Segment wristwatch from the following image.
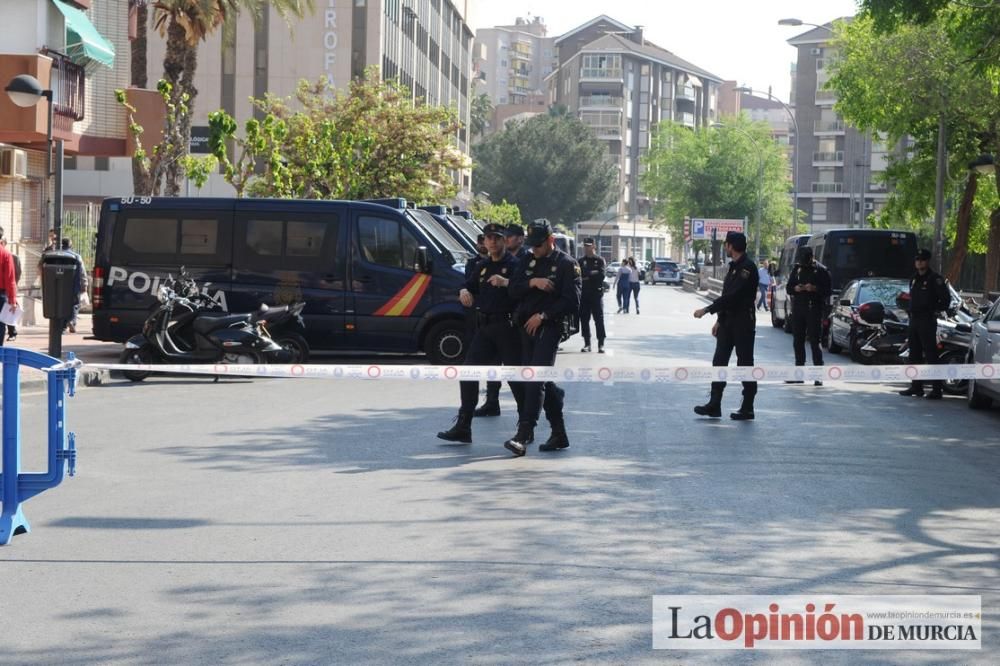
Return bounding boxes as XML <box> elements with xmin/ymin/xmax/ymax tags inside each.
<box><xmin>538</xmin><ymin>312</ymin><xmax>547</xmax><ymax>321</ymax></box>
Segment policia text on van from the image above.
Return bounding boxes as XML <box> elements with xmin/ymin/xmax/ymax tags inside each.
<box><xmin>92</xmin><ymin>197</ymin><xmax>475</xmax><ymax>364</ymax></box>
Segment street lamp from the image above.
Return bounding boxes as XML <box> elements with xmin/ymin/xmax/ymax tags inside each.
<box><xmin>6</xmin><ymin>73</ymin><xmax>64</xmax><ymax>357</ymax></box>
<box><xmin>969</xmin><ymin>154</ymin><xmax>995</xmax><ymax>175</ymax></box>
<box><xmin>712</xmin><ymin>122</ymin><xmax>765</xmax><ymax>262</ymax></box>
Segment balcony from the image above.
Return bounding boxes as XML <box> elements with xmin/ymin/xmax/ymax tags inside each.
<box><xmin>579</xmin><ymin>95</ymin><xmax>623</xmax><ymax>109</ymax></box>
<box><xmin>580</xmin><ymin>68</ymin><xmax>623</xmax><ymax>82</ymax></box>
<box><xmin>815</xmin><ymin>89</ymin><xmax>837</xmax><ymax>105</ymax></box>
<box><xmin>677</xmin><ymin>111</ymin><xmax>695</xmax><ymax>127</ymax></box>
<box><xmin>812</xmin><ymin>151</ymin><xmax>844</xmax><ymax>164</ymax></box>
<box><xmin>585</xmin><ymin>124</ymin><xmax>622</xmax><ymax>140</ymax></box>
<box><xmin>49</xmin><ymin>52</ymin><xmax>86</xmax><ymax>123</ymax></box>
<box><xmin>675</xmin><ymin>84</ymin><xmax>696</xmax><ymax>101</ymax></box>
<box><xmin>811</xmin><ymin>182</ymin><xmax>844</xmax><ymax>193</ymax></box>
<box><xmin>814</xmin><ymin>119</ymin><xmax>846</xmax><ymax>134</ymax></box>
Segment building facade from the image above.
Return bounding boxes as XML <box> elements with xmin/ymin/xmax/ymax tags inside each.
<box><xmin>788</xmin><ymin>20</ymin><xmax>890</xmax><ymax>233</ymax></box>
<box><xmin>0</xmin><ymin>0</ymin><xmax>130</xmax><ymax>293</ymax></box>
<box><xmin>549</xmin><ymin>15</ymin><xmax>722</xmax><ymax>262</ymax></box>
<box><xmin>63</xmin><ymin>0</ymin><xmax>477</xmax><ymax>201</ymax></box>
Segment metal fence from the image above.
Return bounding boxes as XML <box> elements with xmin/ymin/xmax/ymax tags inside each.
<box><xmin>61</xmin><ymin>202</ymin><xmax>98</xmax><ymax>271</ymax></box>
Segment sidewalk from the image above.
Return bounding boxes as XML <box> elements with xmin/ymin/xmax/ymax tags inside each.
<box><xmin>1</xmin><ymin>313</ymin><xmax>120</xmax><ymax>390</ymax></box>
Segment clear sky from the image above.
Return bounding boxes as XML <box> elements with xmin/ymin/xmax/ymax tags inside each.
<box><xmin>471</xmin><ymin>0</ymin><xmax>862</xmax><ymax>103</ymax></box>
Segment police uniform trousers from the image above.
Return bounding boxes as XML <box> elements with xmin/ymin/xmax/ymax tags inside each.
<box><xmin>792</xmin><ymin>302</ymin><xmax>824</xmax><ymax>366</ymax></box>
<box><xmin>579</xmin><ymin>289</ymin><xmax>606</xmax><ymax>345</ymax></box>
<box><xmin>460</xmin><ymin>314</ymin><xmax>525</xmax><ymax>414</ymax></box>
<box><xmin>519</xmin><ymin>323</ymin><xmax>564</xmax><ymax>426</ymax></box>
<box><xmin>908</xmin><ymin>313</ymin><xmax>942</xmax><ymax>392</ymax></box>
<box><xmin>710</xmin><ymin>314</ymin><xmax>757</xmax><ymax>404</ymax></box>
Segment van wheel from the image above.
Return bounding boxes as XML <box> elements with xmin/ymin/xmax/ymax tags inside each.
<box><xmin>425</xmin><ymin>320</ymin><xmax>466</xmax><ymax>365</ymax></box>
<box><xmin>968</xmin><ymin>377</ymin><xmax>993</xmax><ymax>409</ymax></box>
<box><xmin>274</xmin><ymin>333</ymin><xmax>309</xmax><ymax>364</ymax></box>
<box><xmin>119</xmin><ymin>344</ymin><xmax>155</xmax><ymax>382</ymax></box>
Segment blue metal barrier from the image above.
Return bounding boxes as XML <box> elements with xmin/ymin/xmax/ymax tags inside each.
<box><xmin>0</xmin><ymin>347</ymin><xmax>78</xmax><ymax>545</ymax></box>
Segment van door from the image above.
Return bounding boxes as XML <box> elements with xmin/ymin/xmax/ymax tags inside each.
<box><xmin>349</xmin><ymin>212</ymin><xmax>431</xmax><ymax>352</ymax></box>
<box><xmin>232</xmin><ymin>203</ymin><xmax>347</xmax><ymax>351</ymax></box>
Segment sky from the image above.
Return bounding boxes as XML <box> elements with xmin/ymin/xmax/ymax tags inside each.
<box><xmin>471</xmin><ymin>0</ymin><xmax>862</xmax><ymax>103</ymax></box>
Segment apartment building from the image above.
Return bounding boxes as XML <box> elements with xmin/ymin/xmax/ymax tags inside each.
<box><xmin>550</xmin><ymin>15</ymin><xmax>722</xmax><ymax>261</ymax></box>
<box><xmin>0</xmin><ymin>0</ymin><xmax>132</xmax><ymax>290</ymax></box>
<box><xmin>63</xmin><ymin>0</ymin><xmax>477</xmax><ymax>200</ymax></box>
<box><xmin>788</xmin><ymin>20</ymin><xmax>889</xmax><ymax>232</ymax></box>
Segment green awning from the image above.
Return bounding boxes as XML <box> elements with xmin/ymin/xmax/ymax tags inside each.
<box><xmin>51</xmin><ymin>0</ymin><xmax>115</xmax><ymax>69</ymax></box>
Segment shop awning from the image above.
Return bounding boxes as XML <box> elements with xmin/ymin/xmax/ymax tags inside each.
<box><xmin>51</xmin><ymin>0</ymin><xmax>115</xmax><ymax>69</ymax></box>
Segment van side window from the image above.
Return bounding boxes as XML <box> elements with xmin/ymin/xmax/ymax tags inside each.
<box><xmin>287</xmin><ymin>221</ymin><xmax>325</xmax><ymax>257</ymax></box>
<box><xmin>247</xmin><ymin>220</ymin><xmax>283</xmax><ymax>256</ymax></box>
<box><xmin>358</xmin><ymin>216</ymin><xmax>418</xmax><ymax>270</ymax></box>
<box><xmin>180</xmin><ymin>219</ymin><xmax>218</xmax><ymax>255</ymax></box>
<box><xmin>239</xmin><ymin>215</ymin><xmax>335</xmax><ymax>271</ymax></box>
<box><xmin>117</xmin><ymin>213</ymin><xmax>230</xmax><ymax>265</ymax></box>
<box><xmin>124</xmin><ymin>218</ymin><xmax>177</xmax><ymax>254</ymax></box>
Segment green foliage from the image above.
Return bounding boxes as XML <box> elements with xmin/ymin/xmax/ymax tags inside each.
<box><xmin>469</xmin><ymin>199</ymin><xmax>523</xmax><ymax>226</ymax></box>
<box><xmin>116</xmin><ymin>79</ymin><xmax>192</xmax><ymax>195</ymax></box>
<box><xmin>640</xmin><ymin>116</ymin><xmax>795</xmax><ymax>257</ymax></box>
<box><xmin>472</xmin><ymin>114</ymin><xmax>618</xmax><ymax>226</ymax></box>
<box><xmin>470</xmin><ymin>93</ymin><xmax>493</xmax><ymax>139</ymax></box>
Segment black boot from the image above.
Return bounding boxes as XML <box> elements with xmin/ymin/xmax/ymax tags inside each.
<box><xmin>926</xmin><ymin>382</ymin><xmax>944</xmax><ymax>400</ymax></box>
<box><xmin>437</xmin><ymin>412</ymin><xmax>473</xmax><ymax>443</ymax></box>
<box><xmin>898</xmin><ymin>382</ymin><xmax>923</xmax><ymax>397</ymax></box>
<box><xmin>504</xmin><ymin>421</ymin><xmax>534</xmax><ymax>457</ymax></box>
<box><xmin>539</xmin><ymin>418</ymin><xmax>569</xmax><ymax>451</ymax></box>
<box><xmin>473</xmin><ymin>400</ymin><xmax>501</xmax><ymax>417</ymax></box>
<box><xmin>730</xmin><ymin>401</ymin><xmax>755</xmax><ymax>420</ymax></box>
<box><xmin>693</xmin><ymin>403</ymin><xmax>721</xmax><ymax>417</ymax></box>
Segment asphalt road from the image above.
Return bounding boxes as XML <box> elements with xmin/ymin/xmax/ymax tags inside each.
<box><xmin>2</xmin><ymin>285</ymin><xmax>998</xmax><ymax>664</ymax></box>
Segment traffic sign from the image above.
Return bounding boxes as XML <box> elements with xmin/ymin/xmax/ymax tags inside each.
<box><xmin>689</xmin><ymin>218</ymin><xmax>744</xmax><ymax>240</ymax></box>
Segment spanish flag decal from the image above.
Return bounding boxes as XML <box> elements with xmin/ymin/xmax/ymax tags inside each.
<box><xmin>374</xmin><ymin>274</ymin><xmax>432</xmax><ymax>316</ymax></box>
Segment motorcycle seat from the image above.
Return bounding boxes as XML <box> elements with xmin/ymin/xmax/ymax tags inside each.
<box><xmin>193</xmin><ymin>313</ymin><xmax>251</xmax><ymax>336</ymax></box>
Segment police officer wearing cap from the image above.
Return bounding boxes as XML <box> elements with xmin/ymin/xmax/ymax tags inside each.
<box><xmin>899</xmin><ymin>248</ymin><xmax>952</xmax><ymax>400</ymax></box>
<box><xmin>504</xmin><ymin>219</ymin><xmax>582</xmax><ymax>456</ymax></box>
<box><xmin>786</xmin><ymin>246</ymin><xmax>831</xmax><ymax>385</ymax></box>
<box><xmin>578</xmin><ymin>238</ymin><xmax>607</xmax><ymax>353</ymax></box>
<box><xmin>437</xmin><ymin>223</ymin><xmax>526</xmax><ymax>443</ymax></box>
<box><xmin>505</xmin><ymin>223</ymin><xmax>533</xmax><ymax>263</ymax></box>
<box><xmin>693</xmin><ymin>231</ymin><xmax>759</xmax><ymax>420</ymax></box>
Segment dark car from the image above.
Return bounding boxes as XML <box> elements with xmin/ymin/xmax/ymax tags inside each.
<box><xmin>828</xmin><ymin>278</ymin><xmax>911</xmax><ymax>362</ymax></box>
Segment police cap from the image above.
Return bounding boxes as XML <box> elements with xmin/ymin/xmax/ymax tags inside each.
<box><xmin>526</xmin><ymin>219</ymin><xmax>553</xmax><ymax>247</ymax></box>
<box><xmin>482</xmin><ymin>222</ymin><xmax>506</xmax><ymax>238</ymax></box>
<box><xmin>505</xmin><ymin>224</ymin><xmax>525</xmax><ymax>237</ymax></box>
<box><xmin>915</xmin><ymin>248</ymin><xmax>932</xmax><ymax>261</ymax></box>
<box><xmin>583</xmin><ymin>237</ymin><xmax>595</xmax><ymax>246</ymax></box>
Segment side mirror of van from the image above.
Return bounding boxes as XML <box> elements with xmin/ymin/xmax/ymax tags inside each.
<box><xmin>415</xmin><ymin>246</ymin><xmax>432</xmax><ymax>274</ymax></box>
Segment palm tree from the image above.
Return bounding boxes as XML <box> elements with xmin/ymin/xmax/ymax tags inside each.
<box><xmin>150</xmin><ymin>0</ymin><xmax>313</xmax><ymax>195</ymax></box>
<box><xmin>470</xmin><ymin>93</ymin><xmax>493</xmax><ymax>141</ymax></box>
<box><xmin>129</xmin><ymin>1</ymin><xmax>149</xmax><ymax>194</ymax></box>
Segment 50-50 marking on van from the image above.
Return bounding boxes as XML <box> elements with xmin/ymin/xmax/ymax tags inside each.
<box><xmin>120</xmin><ymin>196</ymin><xmax>153</xmax><ymax>205</ymax></box>
<box><xmin>107</xmin><ymin>266</ymin><xmax>229</xmax><ymax>311</ymax></box>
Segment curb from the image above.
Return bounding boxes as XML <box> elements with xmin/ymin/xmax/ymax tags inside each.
<box><xmin>0</xmin><ymin>366</ymin><xmax>111</xmax><ymax>395</ymax></box>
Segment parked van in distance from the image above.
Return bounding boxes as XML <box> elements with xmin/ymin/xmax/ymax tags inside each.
<box><xmin>92</xmin><ymin>197</ymin><xmax>472</xmax><ymax>364</ymax></box>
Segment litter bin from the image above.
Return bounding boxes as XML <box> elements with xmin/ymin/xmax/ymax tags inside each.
<box><xmin>41</xmin><ymin>251</ymin><xmax>81</xmax><ymax>320</ymax></box>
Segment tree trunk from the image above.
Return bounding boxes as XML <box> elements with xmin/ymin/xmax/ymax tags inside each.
<box><xmin>986</xmin><ymin>207</ymin><xmax>1000</xmax><ymax>294</ymax></box>
<box><xmin>944</xmin><ymin>172</ymin><xmax>977</xmax><ymax>286</ymax></box>
<box><xmin>130</xmin><ymin>2</ymin><xmax>149</xmax><ymax>196</ymax></box>
<box><xmin>161</xmin><ymin>19</ymin><xmax>188</xmax><ymax>196</ymax></box>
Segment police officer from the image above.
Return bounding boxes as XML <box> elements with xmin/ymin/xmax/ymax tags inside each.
<box><xmin>438</xmin><ymin>223</ymin><xmax>525</xmax><ymax>442</ymax></box>
<box><xmin>899</xmin><ymin>248</ymin><xmax>952</xmax><ymax>400</ymax></box>
<box><xmin>504</xmin><ymin>220</ymin><xmax>582</xmax><ymax>456</ymax></box>
<box><xmin>786</xmin><ymin>246</ymin><xmax>831</xmax><ymax>386</ymax></box>
<box><xmin>693</xmin><ymin>231</ymin><xmax>759</xmax><ymax>420</ymax></box>
<box><xmin>505</xmin><ymin>223</ymin><xmax>533</xmax><ymax>263</ymax></box>
<box><xmin>578</xmin><ymin>238</ymin><xmax>607</xmax><ymax>353</ymax></box>
<box><xmin>463</xmin><ymin>233</ymin><xmax>488</xmax><ymax>353</ymax></box>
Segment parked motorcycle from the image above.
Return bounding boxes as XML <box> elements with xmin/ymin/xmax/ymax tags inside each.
<box><xmin>119</xmin><ymin>273</ymin><xmax>306</xmax><ymax>382</ymax></box>
<box><xmin>851</xmin><ymin>301</ymin><xmax>910</xmax><ymax>364</ymax></box>
<box><xmin>898</xmin><ymin>310</ymin><xmax>977</xmax><ymax>395</ymax></box>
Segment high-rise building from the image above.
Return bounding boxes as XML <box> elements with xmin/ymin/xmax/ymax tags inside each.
<box><xmin>63</xmin><ymin>0</ymin><xmax>477</xmax><ymax>201</ymax></box>
<box><xmin>788</xmin><ymin>19</ymin><xmax>890</xmax><ymax>232</ymax></box>
<box><xmin>550</xmin><ymin>15</ymin><xmax>722</xmax><ymax>261</ymax></box>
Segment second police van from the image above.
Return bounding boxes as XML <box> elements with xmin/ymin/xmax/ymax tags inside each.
<box><xmin>92</xmin><ymin>197</ymin><xmax>475</xmax><ymax>363</ymax></box>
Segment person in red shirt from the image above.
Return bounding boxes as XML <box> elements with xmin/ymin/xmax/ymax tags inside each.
<box><xmin>0</xmin><ymin>227</ymin><xmax>18</xmax><ymax>347</ymax></box>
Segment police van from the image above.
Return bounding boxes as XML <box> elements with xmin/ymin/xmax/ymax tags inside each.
<box><xmin>768</xmin><ymin>234</ymin><xmax>811</xmax><ymax>330</ymax></box>
<box><xmin>92</xmin><ymin>197</ymin><xmax>474</xmax><ymax>363</ymax></box>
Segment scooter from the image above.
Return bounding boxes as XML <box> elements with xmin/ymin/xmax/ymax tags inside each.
<box><xmin>897</xmin><ymin>310</ymin><xmax>977</xmax><ymax>395</ymax></box>
<box><xmin>119</xmin><ymin>273</ymin><xmax>305</xmax><ymax>382</ymax></box>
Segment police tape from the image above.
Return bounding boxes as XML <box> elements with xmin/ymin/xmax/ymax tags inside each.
<box><xmin>79</xmin><ymin>362</ymin><xmax>999</xmax><ymax>384</ymax></box>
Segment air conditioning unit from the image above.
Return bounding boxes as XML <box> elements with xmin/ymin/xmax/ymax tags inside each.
<box><xmin>0</xmin><ymin>148</ymin><xmax>27</xmax><ymax>179</ymax></box>
<box><xmin>864</xmin><ymin>202</ymin><xmax>875</xmax><ymax>211</ymax></box>
<box><xmin>810</xmin><ymin>47</ymin><xmax>822</xmax><ymax>56</ymax></box>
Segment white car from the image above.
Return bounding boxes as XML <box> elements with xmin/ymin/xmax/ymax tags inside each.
<box><xmin>968</xmin><ymin>299</ymin><xmax>1000</xmax><ymax>409</ymax></box>
<box><xmin>645</xmin><ymin>259</ymin><xmax>682</xmax><ymax>285</ymax></box>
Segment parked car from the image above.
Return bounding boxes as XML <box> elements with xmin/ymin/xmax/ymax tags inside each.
<box><xmin>968</xmin><ymin>298</ymin><xmax>1000</xmax><ymax>409</ymax></box>
<box><xmin>645</xmin><ymin>259</ymin><xmax>682</xmax><ymax>285</ymax></box>
<box><xmin>829</xmin><ymin>278</ymin><xmax>911</xmax><ymax>361</ymax></box>
<box><xmin>606</xmin><ymin>261</ymin><xmax>622</xmax><ymax>278</ymax></box>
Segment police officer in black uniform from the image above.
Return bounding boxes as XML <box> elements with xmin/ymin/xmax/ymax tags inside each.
<box><xmin>899</xmin><ymin>248</ymin><xmax>952</xmax><ymax>400</ymax></box>
<box><xmin>693</xmin><ymin>231</ymin><xmax>759</xmax><ymax>420</ymax></box>
<box><xmin>438</xmin><ymin>223</ymin><xmax>526</xmax><ymax>442</ymax></box>
<box><xmin>504</xmin><ymin>220</ymin><xmax>582</xmax><ymax>456</ymax></box>
<box><xmin>578</xmin><ymin>238</ymin><xmax>607</xmax><ymax>353</ymax></box>
<box><xmin>463</xmin><ymin>234</ymin><xmax>488</xmax><ymax>352</ymax></box>
<box><xmin>786</xmin><ymin>246</ymin><xmax>832</xmax><ymax>385</ymax></box>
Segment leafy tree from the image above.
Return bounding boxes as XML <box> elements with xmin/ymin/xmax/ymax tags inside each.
<box><xmin>117</xmin><ymin>80</ymin><xmax>193</xmax><ymax>196</ymax></box>
<box><xmin>640</xmin><ymin>116</ymin><xmax>794</xmax><ymax>259</ymax></box>
<box><xmin>195</xmin><ymin>70</ymin><xmax>468</xmax><ymax>201</ymax></box>
<box><xmin>828</xmin><ymin>13</ymin><xmax>1000</xmax><ymax>287</ymax></box>
<box><xmin>472</xmin><ymin>114</ymin><xmax>618</xmax><ymax>226</ymax></box>
<box><xmin>861</xmin><ymin>0</ymin><xmax>1000</xmax><ymax>66</ymax></box>
<box><xmin>469</xmin><ymin>199</ymin><xmax>522</xmax><ymax>226</ymax></box>
<box><xmin>470</xmin><ymin>93</ymin><xmax>493</xmax><ymax>140</ymax></box>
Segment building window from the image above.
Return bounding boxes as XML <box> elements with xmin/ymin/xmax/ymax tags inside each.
<box><xmin>95</xmin><ymin>157</ymin><xmax>110</xmax><ymax>171</ymax></box>
<box><xmin>813</xmin><ymin>200</ymin><xmax>828</xmax><ymax>221</ymax></box>
<box><xmin>581</xmin><ymin>54</ymin><xmax>622</xmax><ymax>79</ymax></box>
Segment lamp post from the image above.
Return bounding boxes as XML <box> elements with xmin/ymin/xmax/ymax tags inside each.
<box><xmin>713</xmin><ymin>122</ymin><xmax>765</xmax><ymax>261</ymax></box>
<box><xmin>6</xmin><ymin>73</ymin><xmax>64</xmax><ymax>357</ymax></box>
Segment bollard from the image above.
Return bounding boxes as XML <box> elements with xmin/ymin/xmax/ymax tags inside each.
<box><xmin>0</xmin><ymin>347</ymin><xmax>79</xmax><ymax>545</ymax></box>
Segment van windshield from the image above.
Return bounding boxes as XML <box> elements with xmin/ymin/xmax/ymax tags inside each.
<box><xmin>447</xmin><ymin>214</ymin><xmax>481</xmax><ymax>245</ymax></box>
<box><xmin>407</xmin><ymin>209</ymin><xmax>472</xmax><ymax>263</ymax></box>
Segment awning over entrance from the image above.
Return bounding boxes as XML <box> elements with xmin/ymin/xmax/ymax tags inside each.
<box><xmin>51</xmin><ymin>0</ymin><xmax>115</xmax><ymax>69</ymax></box>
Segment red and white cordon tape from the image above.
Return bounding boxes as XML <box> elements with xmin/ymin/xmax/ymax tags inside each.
<box><xmin>86</xmin><ymin>362</ymin><xmax>998</xmax><ymax>384</ymax></box>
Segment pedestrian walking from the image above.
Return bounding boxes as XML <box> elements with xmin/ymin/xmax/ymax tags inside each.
<box><xmin>692</xmin><ymin>231</ymin><xmax>759</xmax><ymax>420</ymax></box>
<box><xmin>60</xmin><ymin>238</ymin><xmax>88</xmax><ymax>334</ymax></box>
<box><xmin>0</xmin><ymin>228</ymin><xmax>19</xmax><ymax>348</ymax></box>
<box><xmin>504</xmin><ymin>219</ymin><xmax>582</xmax><ymax>456</ymax></box>
<box><xmin>578</xmin><ymin>238</ymin><xmax>607</xmax><ymax>353</ymax></box>
<box><xmin>628</xmin><ymin>257</ymin><xmax>641</xmax><ymax>315</ymax></box>
<box><xmin>757</xmin><ymin>262</ymin><xmax>771</xmax><ymax>311</ymax></box>
<box><xmin>437</xmin><ymin>223</ymin><xmax>526</xmax><ymax>443</ymax></box>
<box><xmin>0</xmin><ymin>238</ymin><xmax>21</xmax><ymax>341</ymax></box>
<box><xmin>898</xmin><ymin>248</ymin><xmax>952</xmax><ymax>400</ymax></box>
<box><xmin>615</xmin><ymin>259</ymin><xmax>632</xmax><ymax>313</ymax></box>
<box><xmin>785</xmin><ymin>247</ymin><xmax>831</xmax><ymax>385</ymax></box>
